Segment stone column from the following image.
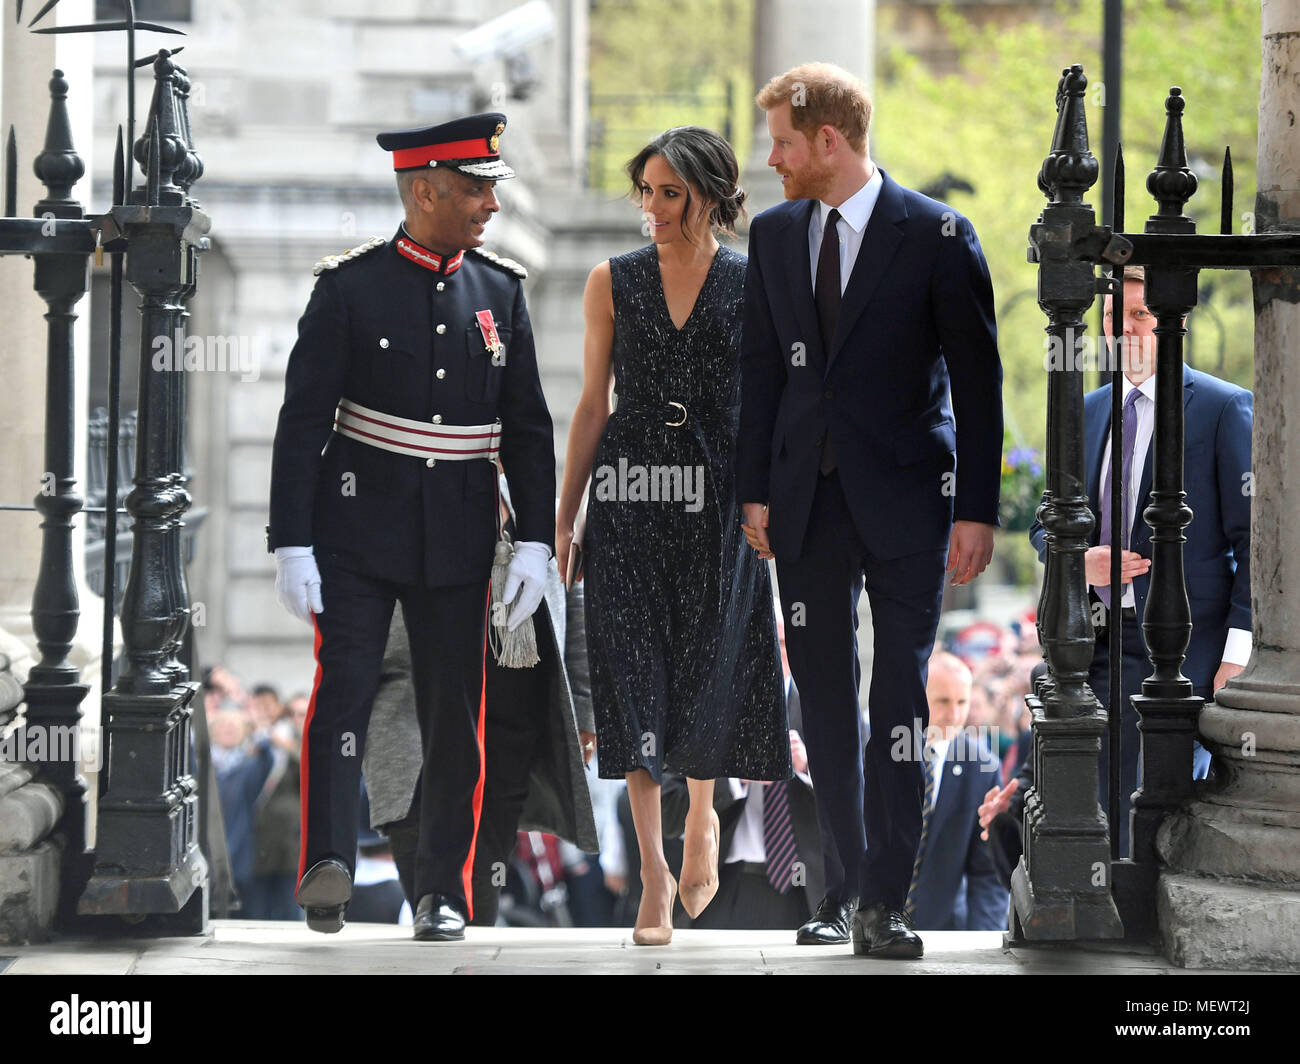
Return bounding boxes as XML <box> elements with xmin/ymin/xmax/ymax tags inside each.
<box><xmin>1156</xmin><ymin>0</ymin><xmax>1300</xmax><ymax>970</ymax></box>
<box><xmin>745</xmin><ymin>0</ymin><xmax>876</xmax><ymax>213</ymax></box>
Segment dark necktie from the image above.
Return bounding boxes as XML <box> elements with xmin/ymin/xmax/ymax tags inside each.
<box><xmin>815</xmin><ymin>207</ymin><xmax>841</xmax><ymax>475</ymax></box>
<box><xmin>1097</xmin><ymin>387</ymin><xmax>1143</xmax><ymax>610</ymax></box>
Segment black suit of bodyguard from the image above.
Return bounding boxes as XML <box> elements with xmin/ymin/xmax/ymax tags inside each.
<box><xmin>268</xmin><ymin>114</ymin><xmax>555</xmax><ymax>936</ymax></box>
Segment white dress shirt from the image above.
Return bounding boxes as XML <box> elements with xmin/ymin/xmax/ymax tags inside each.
<box><xmin>924</xmin><ymin>738</ymin><xmax>950</xmax><ymax>810</ymax></box>
<box><xmin>809</xmin><ymin>166</ymin><xmax>884</xmax><ymax>297</ymax></box>
<box><xmin>1094</xmin><ymin>374</ymin><xmax>1250</xmax><ymax>666</ymax></box>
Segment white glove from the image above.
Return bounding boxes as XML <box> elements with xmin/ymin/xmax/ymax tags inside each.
<box><xmin>275</xmin><ymin>546</ymin><xmax>324</xmax><ymax>624</ymax></box>
<box><xmin>502</xmin><ymin>541</ymin><xmax>550</xmax><ymax>632</ymax></box>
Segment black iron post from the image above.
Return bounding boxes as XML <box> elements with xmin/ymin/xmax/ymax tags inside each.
<box><xmin>1015</xmin><ymin>65</ymin><xmax>1124</xmax><ymax>941</ymax></box>
<box><xmin>22</xmin><ymin>70</ymin><xmax>92</xmax><ymax>902</ymax></box>
<box><xmin>1129</xmin><ymin>88</ymin><xmax>1202</xmax><ymax>865</ymax></box>
<box><xmin>79</xmin><ymin>51</ymin><xmax>209</xmax><ymax>929</ymax></box>
<box><xmin>1100</xmin><ymin>0</ymin><xmax>1122</xmax><ymax>229</ymax></box>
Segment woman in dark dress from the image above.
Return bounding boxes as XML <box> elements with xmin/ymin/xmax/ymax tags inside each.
<box><xmin>556</xmin><ymin>127</ymin><xmax>789</xmax><ymax>944</ymax></box>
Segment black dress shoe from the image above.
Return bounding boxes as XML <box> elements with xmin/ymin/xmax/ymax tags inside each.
<box><xmin>850</xmin><ymin>902</ymin><xmax>924</xmax><ymax>959</ymax></box>
<box><xmin>796</xmin><ymin>895</ymin><xmax>858</xmax><ymax>945</ymax></box>
<box><xmin>296</xmin><ymin>857</ymin><xmax>352</xmax><ymax>934</ymax></box>
<box><xmin>413</xmin><ymin>893</ymin><xmax>467</xmax><ymax>941</ymax></box>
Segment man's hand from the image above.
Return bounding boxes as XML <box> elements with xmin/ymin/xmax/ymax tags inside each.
<box><xmin>1213</xmin><ymin>661</ymin><xmax>1245</xmax><ymax>693</ymax></box>
<box><xmin>1084</xmin><ymin>545</ymin><xmax>1150</xmax><ymax>587</ymax></box>
<box><xmin>947</xmin><ymin>520</ymin><xmax>995</xmax><ymax>586</ymax></box>
<box><xmin>274</xmin><ymin>546</ymin><xmax>323</xmax><ymax>624</ymax></box>
<box><xmin>579</xmin><ymin>730</ymin><xmax>597</xmax><ymax>765</ymax></box>
<box><xmin>742</xmin><ymin>502</ymin><xmax>772</xmax><ymax>560</ymax></box>
<box><xmin>790</xmin><ymin>730</ymin><xmax>808</xmax><ymax>775</ymax></box>
<box><xmin>978</xmin><ymin>778</ymin><xmax>1020</xmax><ymax>840</ymax></box>
<box><xmin>503</xmin><ymin>541</ymin><xmax>550</xmax><ymax>631</ymax></box>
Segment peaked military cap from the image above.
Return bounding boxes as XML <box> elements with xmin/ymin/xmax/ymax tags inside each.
<box><xmin>377</xmin><ymin>112</ymin><xmax>516</xmax><ymax>180</ymax></box>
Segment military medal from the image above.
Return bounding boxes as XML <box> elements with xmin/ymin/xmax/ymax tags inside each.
<box><xmin>475</xmin><ymin>309</ymin><xmax>507</xmax><ymax>366</ymax></box>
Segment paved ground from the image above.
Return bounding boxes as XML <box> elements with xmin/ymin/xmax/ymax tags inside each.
<box><xmin>0</xmin><ymin>921</ymin><xmax>1243</xmax><ymax>975</ymax></box>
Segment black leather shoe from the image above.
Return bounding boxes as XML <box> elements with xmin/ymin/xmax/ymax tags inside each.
<box><xmin>850</xmin><ymin>902</ymin><xmax>924</xmax><ymax>959</ymax></box>
<box><xmin>413</xmin><ymin>893</ymin><xmax>467</xmax><ymax>941</ymax></box>
<box><xmin>296</xmin><ymin>857</ymin><xmax>352</xmax><ymax>935</ymax></box>
<box><xmin>796</xmin><ymin>895</ymin><xmax>857</xmax><ymax>945</ymax></box>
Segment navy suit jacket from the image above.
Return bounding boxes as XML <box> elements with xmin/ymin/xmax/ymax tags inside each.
<box><xmin>1029</xmin><ymin>365</ymin><xmax>1252</xmax><ymax>692</ymax></box>
<box><xmin>737</xmin><ymin>170</ymin><xmax>1003</xmax><ymax>562</ymax></box>
<box><xmin>907</xmin><ymin>738</ymin><xmax>1007</xmax><ymax>931</ymax></box>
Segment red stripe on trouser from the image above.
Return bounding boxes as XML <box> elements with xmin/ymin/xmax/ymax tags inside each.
<box><xmin>459</xmin><ymin>586</ymin><xmax>492</xmax><ymax>922</ymax></box>
<box><xmin>297</xmin><ymin>615</ymin><xmax>326</xmax><ymax>885</ymax></box>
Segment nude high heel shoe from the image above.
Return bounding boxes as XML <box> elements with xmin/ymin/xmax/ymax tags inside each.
<box><xmin>680</xmin><ymin>807</ymin><xmax>720</xmax><ymax>919</ymax></box>
<box><xmin>632</xmin><ymin>876</ymin><xmax>677</xmax><ymax>946</ymax></box>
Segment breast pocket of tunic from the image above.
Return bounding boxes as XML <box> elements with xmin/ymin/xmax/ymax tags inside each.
<box><xmin>464</xmin><ymin>320</ymin><xmax>509</xmax><ymax>405</ymax></box>
<box><xmin>356</xmin><ymin>323</ymin><xmax>426</xmax><ymax>394</ymax></box>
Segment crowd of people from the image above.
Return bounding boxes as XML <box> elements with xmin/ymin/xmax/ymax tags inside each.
<box><xmin>203</xmin><ymin>607</ymin><xmax>1042</xmax><ymax>933</ymax></box>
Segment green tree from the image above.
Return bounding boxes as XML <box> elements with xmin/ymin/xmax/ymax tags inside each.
<box><xmin>588</xmin><ymin>0</ymin><xmax>755</xmax><ymax>192</ymax></box>
<box><xmin>873</xmin><ymin>0</ymin><xmax>1260</xmax><ymax>583</ymax></box>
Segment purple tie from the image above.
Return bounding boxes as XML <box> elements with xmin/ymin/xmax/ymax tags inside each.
<box><xmin>763</xmin><ymin>780</ymin><xmax>799</xmax><ymax>895</ymax></box>
<box><xmin>1097</xmin><ymin>387</ymin><xmax>1143</xmax><ymax>609</ymax></box>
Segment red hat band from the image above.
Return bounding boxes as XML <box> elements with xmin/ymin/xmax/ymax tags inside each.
<box><xmin>392</xmin><ymin>137</ymin><xmax>498</xmax><ymax>171</ymax></box>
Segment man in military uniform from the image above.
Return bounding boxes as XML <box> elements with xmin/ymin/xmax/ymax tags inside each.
<box><xmin>268</xmin><ymin>113</ymin><xmax>556</xmax><ymax>941</ymax></box>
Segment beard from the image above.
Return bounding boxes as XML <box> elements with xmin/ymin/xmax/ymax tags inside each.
<box><xmin>783</xmin><ymin>155</ymin><xmax>836</xmax><ymax>202</ymax></box>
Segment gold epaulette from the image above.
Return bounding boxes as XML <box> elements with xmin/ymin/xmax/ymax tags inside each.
<box><xmin>312</xmin><ymin>236</ymin><xmax>386</xmax><ymax>276</ymax></box>
<box><xmin>470</xmin><ymin>246</ymin><xmax>528</xmax><ymax>279</ymax></box>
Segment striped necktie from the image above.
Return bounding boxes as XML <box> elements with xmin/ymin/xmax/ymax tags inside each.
<box><xmin>904</xmin><ymin>750</ymin><xmax>940</xmax><ymax>918</ymax></box>
<box><xmin>763</xmin><ymin>780</ymin><xmax>799</xmax><ymax>895</ymax></box>
<box><xmin>1097</xmin><ymin>387</ymin><xmax>1143</xmax><ymax>609</ymax></box>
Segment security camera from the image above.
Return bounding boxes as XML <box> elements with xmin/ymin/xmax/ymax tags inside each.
<box><xmin>453</xmin><ymin>0</ymin><xmax>556</xmax><ymax>65</ymax></box>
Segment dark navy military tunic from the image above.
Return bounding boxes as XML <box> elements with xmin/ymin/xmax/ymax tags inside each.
<box><xmin>266</xmin><ymin>226</ymin><xmax>556</xmax><ymax>913</ymax></box>
<box><xmin>268</xmin><ymin>226</ymin><xmax>556</xmax><ymax>584</ymax></box>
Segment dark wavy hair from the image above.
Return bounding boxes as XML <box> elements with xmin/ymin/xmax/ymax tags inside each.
<box><xmin>625</xmin><ymin>126</ymin><xmax>746</xmax><ymax>242</ymax></box>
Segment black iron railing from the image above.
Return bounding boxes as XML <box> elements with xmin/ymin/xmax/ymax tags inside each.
<box><xmin>0</xmin><ymin>2</ymin><xmax>212</xmax><ymax>934</ymax></box>
<box><xmin>1017</xmin><ymin>64</ymin><xmax>1300</xmax><ymax>944</ymax></box>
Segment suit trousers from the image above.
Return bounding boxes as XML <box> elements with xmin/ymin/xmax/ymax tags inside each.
<box><xmin>775</xmin><ymin>471</ymin><xmax>948</xmax><ymax>910</ymax></box>
<box><xmin>384</xmin><ymin>607</ymin><xmax>556</xmax><ymax>926</ymax></box>
<box><xmin>302</xmin><ymin>560</ymin><xmax>490</xmax><ymax>917</ymax></box>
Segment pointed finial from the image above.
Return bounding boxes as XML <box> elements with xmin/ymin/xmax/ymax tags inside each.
<box><xmin>5</xmin><ymin>126</ymin><xmax>16</xmax><ymax>218</ymax></box>
<box><xmin>1220</xmin><ymin>146</ymin><xmax>1234</xmax><ymax>235</ymax></box>
<box><xmin>1113</xmin><ymin>141</ymin><xmax>1125</xmax><ymax>233</ymax></box>
<box><xmin>1146</xmin><ymin>86</ymin><xmax>1197</xmax><ymax>230</ymax></box>
<box><xmin>113</xmin><ymin>125</ymin><xmax>125</xmax><ymax>207</ymax></box>
<box><xmin>32</xmin><ymin>69</ymin><xmax>84</xmax><ymax>206</ymax></box>
<box><xmin>1036</xmin><ymin>63</ymin><xmax>1099</xmax><ymax>206</ymax></box>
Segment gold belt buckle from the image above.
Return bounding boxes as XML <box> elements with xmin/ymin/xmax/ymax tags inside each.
<box><xmin>665</xmin><ymin>401</ymin><xmax>687</xmax><ymax>427</ymax></box>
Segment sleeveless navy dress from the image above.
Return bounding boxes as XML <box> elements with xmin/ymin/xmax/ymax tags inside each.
<box><xmin>585</xmin><ymin>243</ymin><xmax>790</xmax><ymax>783</ymax></box>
